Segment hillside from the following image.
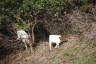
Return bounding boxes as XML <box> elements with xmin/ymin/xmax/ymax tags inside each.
<box><xmin>0</xmin><ymin>9</ymin><xmax>96</xmax><ymax>64</ymax></box>
<box><xmin>0</xmin><ymin>0</ymin><xmax>96</xmax><ymax>64</ymax></box>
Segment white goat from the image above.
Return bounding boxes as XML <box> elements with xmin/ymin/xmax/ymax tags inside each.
<box><xmin>49</xmin><ymin>35</ymin><xmax>68</xmax><ymax>50</ymax></box>
<box><xmin>49</xmin><ymin>35</ymin><xmax>61</xmax><ymax>50</ymax></box>
<box><xmin>16</xmin><ymin>29</ymin><xmax>30</xmax><ymax>50</ymax></box>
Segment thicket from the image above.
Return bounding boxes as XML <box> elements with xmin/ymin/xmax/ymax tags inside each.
<box><xmin>0</xmin><ymin>0</ymin><xmax>96</xmax><ymax>60</ymax></box>
<box><xmin>0</xmin><ymin>0</ymin><xmax>95</xmax><ymax>32</ymax></box>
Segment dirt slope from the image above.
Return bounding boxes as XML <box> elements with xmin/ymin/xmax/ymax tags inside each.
<box><xmin>0</xmin><ymin>10</ymin><xmax>96</xmax><ymax>64</ymax></box>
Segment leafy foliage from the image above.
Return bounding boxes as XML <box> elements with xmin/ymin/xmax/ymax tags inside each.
<box><xmin>0</xmin><ymin>0</ymin><xmax>95</xmax><ymax>31</ymax></box>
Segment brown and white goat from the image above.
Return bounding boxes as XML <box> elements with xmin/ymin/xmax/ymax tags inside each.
<box><xmin>49</xmin><ymin>35</ymin><xmax>68</xmax><ymax>50</ymax></box>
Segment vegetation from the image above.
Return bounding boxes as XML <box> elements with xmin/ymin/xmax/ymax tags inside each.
<box><xmin>0</xmin><ymin>0</ymin><xmax>95</xmax><ymax>31</ymax></box>
<box><xmin>0</xmin><ymin>0</ymin><xmax>96</xmax><ymax>64</ymax></box>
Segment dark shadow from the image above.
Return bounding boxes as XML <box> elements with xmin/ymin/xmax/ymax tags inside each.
<box><xmin>32</xmin><ymin>22</ymin><xmax>50</xmax><ymax>49</ymax></box>
<box><xmin>0</xmin><ymin>33</ymin><xmax>25</xmax><ymax>60</ymax></box>
<box><xmin>0</xmin><ymin>24</ymin><xmax>16</xmax><ymax>37</ymax></box>
<box><xmin>51</xmin><ymin>40</ymin><xmax>68</xmax><ymax>48</ymax></box>
<box><xmin>52</xmin><ymin>43</ymin><xmax>56</xmax><ymax>47</ymax></box>
<box><xmin>59</xmin><ymin>40</ymin><xmax>68</xmax><ymax>46</ymax></box>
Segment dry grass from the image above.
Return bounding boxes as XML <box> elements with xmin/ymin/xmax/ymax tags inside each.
<box><xmin>0</xmin><ymin>34</ymin><xmax>96</xmax><ymax>64</ymax></box>
<box><xmin>0</xmin><ymin>9</ymin><xmax>96</xmax><ymax>64</ymax></box>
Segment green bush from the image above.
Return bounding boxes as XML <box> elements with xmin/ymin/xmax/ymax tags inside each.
<box><xmin>0</xmin><ymin>0</ymin><xmax>95</xmax><ymax>31</ymax></box>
